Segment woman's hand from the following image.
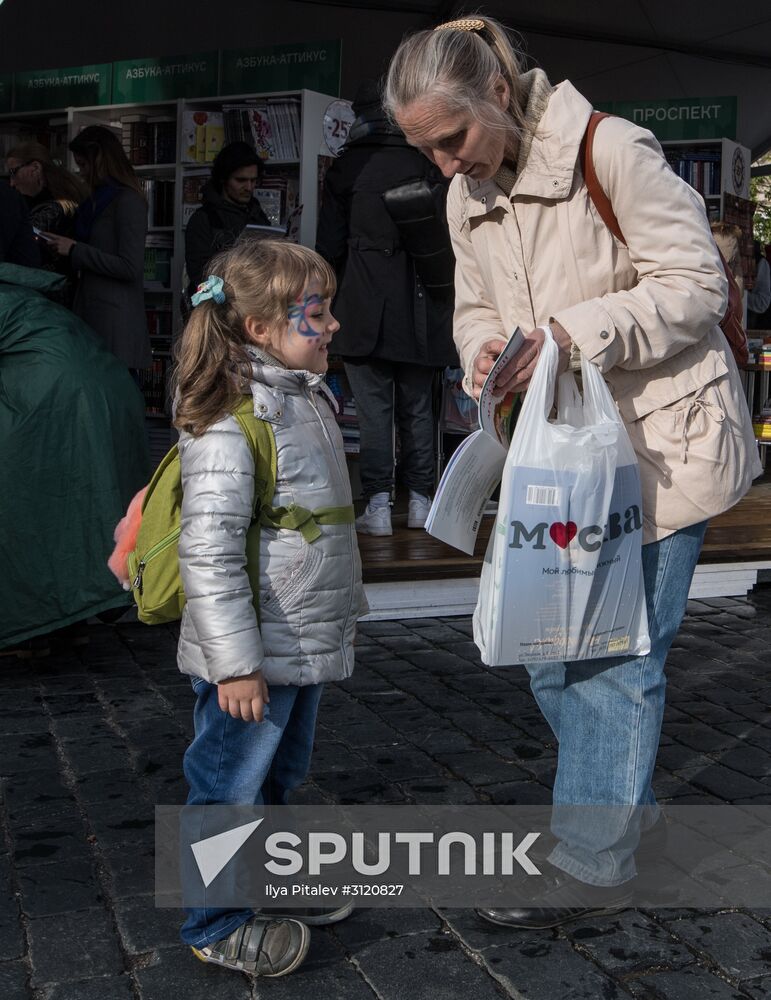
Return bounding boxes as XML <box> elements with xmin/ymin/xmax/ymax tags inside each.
<box><xmin>42</xmin><ymin>233</ymin><xmax>76</xmax><ymax>257</ymax></box>
<box><xmin>217</xmin><ymin>671</ymin><xmax>270</xmax><ymax>723</ymax></box>
<box><xmin>471</xmin><ymin>322</ymin><xmax>573</xmax><ymax>398</ymax></box>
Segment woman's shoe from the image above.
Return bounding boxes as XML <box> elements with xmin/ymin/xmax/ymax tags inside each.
<box><xmin>476</xmin><ymin>867</ymin><xmax>633</xmax><ymax>930</ymax></box>
<box><xmin>191</xmin><ymin>915</ymin><xmax>310</xmax><ymax>977</ymax></box>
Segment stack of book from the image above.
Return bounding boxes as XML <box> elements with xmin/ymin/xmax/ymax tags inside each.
<box><xmin>145</xmin><ymin>309</ymin><xmax>173</xmax><ymax>341</ymax></box>
<box><xmin>121</xmin><ymin>114</ymin><xmax>151</xmax><ymax>166</ymax></box>
<box><xmin>220</xmin><ymin>100</ymin><xmax>301</xmax><ymax>161</ymax></box>
<box><xmin>753</xmin><ymin>418</ymin><xmax>771</xmax><ymax>441</ymax></box>
<box><xmin>759</xmin><ymin>345</ymin><xmax>771</xmax><ymax>370</ymax></box>
<box><xmin>144</xmin><ymin>233</ymin><xmax>173</xmax><ymax>288</ymax></box>
<box><xmin>265</xmin><ymin>98</ymin><xmax>301</xmax><ymax>160</ymax></box>
<box><xmin>139</xmin><ymin>353</ymin><xmax>171</xmax><ymax>416</ymax></box>
<box><xmin>222</xmin><ymin>103</ymin><xmax>275</xmax><ymax>160</ymax></box>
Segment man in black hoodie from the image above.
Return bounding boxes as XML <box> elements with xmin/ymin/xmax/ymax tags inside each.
<box><xmin>184</xmin><ymin>141</ymin><xmax>272</xmax><ymax>298</ymax></box>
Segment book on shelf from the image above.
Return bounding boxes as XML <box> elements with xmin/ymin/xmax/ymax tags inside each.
<box><xmin>222</xmin><ymin>103</ymin><xmax>275</xmax><ymax>160</ymax></box>
<box><xmin>664</xmin><ymin>150</ymin><xmax>721</xmax><ymax>197</ymax></box>
<box><xmin>267</xmin><ymin>98</ymin><xmax>300</xmax><ymax>159</ymax></box>
<box><xmin>147</xmin><ymin>115</ymin><xmax>176</xmax><ymax>164</ymax></box>
<box><xmin>144</xmin><ymin>238</ymin><xmax>173</xmax><ymax>287</ymax></box>
<box><xmin>140</xmin><ymin>178</ymin><xmax>175</xmax><ymax>228</ymax></box>
<box><xmin>182</xmin><ymin>110</ymin><xmax>224</xmax><ymax>164</ymax></box>
<box><xmin>145</xmin><ymin>309</ymin><xmax>173</xmax><ymax>341</ymax></box>
<box><xmin>121</xmin><ymin>114</ymin><xmax>151</xmax><ymax>167</ymax></box>
<box><xmin>139</xmin><ymin>353</ymin><xmax>171</xmax><ymax>415</ymax></box>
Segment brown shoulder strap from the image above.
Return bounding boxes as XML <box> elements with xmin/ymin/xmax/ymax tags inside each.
<box><xmin>580</xmin><ymin>111</ymin><xmax>626</xmax><ymax>246</ymax></box>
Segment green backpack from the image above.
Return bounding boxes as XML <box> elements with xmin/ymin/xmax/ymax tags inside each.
<box><xmin>126</xmin><ymin>396</ymin><xmax>354</xmax><ymax>625</ymax></box>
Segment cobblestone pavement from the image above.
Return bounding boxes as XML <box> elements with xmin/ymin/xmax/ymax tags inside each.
<box><xmin>1</xmin><ymin>586</ymin><xmax>770</xmax><ymax>1000</ymax></box>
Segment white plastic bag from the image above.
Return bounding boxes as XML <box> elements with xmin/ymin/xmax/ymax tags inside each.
<box><xmin>474</xmin><ymin>328</ymin><xmax>650</xmax><ymax>665</ymax></box>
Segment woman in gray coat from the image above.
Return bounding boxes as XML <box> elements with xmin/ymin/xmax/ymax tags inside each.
<box><xmin>45</xmin><ymin>125</ymin><xmax>151</xmax><ymax>371</ymax></box>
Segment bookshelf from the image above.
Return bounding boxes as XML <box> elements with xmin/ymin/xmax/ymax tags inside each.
<box><xmin>661</xmin><ymin>137</ymin><xmax>751</xmax><ymax>223</ymax></box>
<box><xmin>1</xmin><ymin>89</ymin><xmax>334</xmax><ymax>451</ymax></box>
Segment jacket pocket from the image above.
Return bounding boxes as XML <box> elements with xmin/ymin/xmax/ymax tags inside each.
<box><xmin>609</xmin><ymin>335</ymin><xmax>729</xmax><ymax>423</ymax></box>
<box><xmin>260</xmin><ymin>538</ymin><xmax>324</xmax><ymax>616</ymax></box>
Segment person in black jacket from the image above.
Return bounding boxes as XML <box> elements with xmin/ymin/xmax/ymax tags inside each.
<box><xmin>184</xmin><ymin>141</ymin><xmax>272</xmax><ymax>300</ymax></box>
<box><xmin>0</xmin><ymin>183</ymin><xmax>41</xmax><ymax>268</ymax></box>
<box><xmin>316</xmin><ymin>81</ymin><xmax>457</xmax><ymax>536</ymax></box>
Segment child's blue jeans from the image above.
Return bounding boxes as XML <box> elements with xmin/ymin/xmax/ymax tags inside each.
<box><xmin>180</xmin><ymin>677</ymin><xmax>323</xmax><ymax>948</ymax></box>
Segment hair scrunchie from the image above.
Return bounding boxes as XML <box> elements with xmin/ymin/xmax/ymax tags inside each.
<box><xmin>191</xmin><ymin>275</ymin><xmax>226</xmax><ymax>307</ymax></box>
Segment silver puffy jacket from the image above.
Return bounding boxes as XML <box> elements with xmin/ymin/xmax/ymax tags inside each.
<box><xmin>176</xmin><ymin>355</ymin><xmax>365</xmax><ymax>686</ymax></box>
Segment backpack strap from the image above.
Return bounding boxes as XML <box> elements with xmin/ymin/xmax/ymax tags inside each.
<box><xmin>233</xmin><ymin>396</ymin><xmax>277</xmax><ymax>515</ymax></box>
<box><xmin>232</xmin><ymin>395</ymin><xmax>354</xmax><ymax>540</ymax></box>
<box><xmin>580</xmin><ymin>111</ymin><xmax>626</xmax><ymax>245</ymax></box>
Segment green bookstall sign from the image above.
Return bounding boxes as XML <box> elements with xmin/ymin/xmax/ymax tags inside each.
<box><xmin>113</xmin><ymin>52</ymin><xmax>218</xmax><ymax>103</ymax></box>
<box><xmin>595</xmin><ymin>97</ymin><xmax>737</xmax><ymax>141</ymax></box>
<box><xmin>221</xmin><ymin>40</ymin><xmax>341</xmax><ymax>97</ymax></box>
<box><xmin>14</xmin><ymin>63</ymin><xmax>112</xmax><ymax>111</ymax></box>
<box><xmin>0</xmin><ymin>74</ymin><xmax>12</xmax><ymax>113</ymax></box>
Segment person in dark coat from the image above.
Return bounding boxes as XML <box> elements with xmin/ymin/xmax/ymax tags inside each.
<box><xmin>316</xmin><ymin>80</ymin><xmax>457</xmax><ymax>536</ymax></box>
<box><xmin>0</xmin><ymin>263</ymin><xmax>149</xmax><ymax>657</ymax></box>
<box><xmin>45</xmin><ymin>125</ymin><xmax>151</xmax><ymax>371</ymax></box>
<box><xmin>0</xmin><ymin>183</ymin><xmax>41</xmax><ymax>268</ymax></box>
<box><xmin>184</xmin><ymin>141</ymin><xmax>272</xmax><ymax>299</ymax></box>
<box><xmin>7</xmin><ymin>141</ymin><xmax>87</xmax><ymax>290</ymax></box>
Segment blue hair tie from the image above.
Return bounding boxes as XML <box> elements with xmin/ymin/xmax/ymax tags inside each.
<box><xmin>191</xmin><ymin>275</ymin><xmax>226</xmax><ymax>307</ymax></box>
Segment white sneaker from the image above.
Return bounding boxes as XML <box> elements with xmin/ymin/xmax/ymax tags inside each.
<box><xmin>355</xmin><ymin>501</ymin><xmax>392</xmax><ymax>536</ymax></box>
<box><xmin>408</xmin><ymin>492</ymin><xmax>432</xmax><ymax>529</ymax></box>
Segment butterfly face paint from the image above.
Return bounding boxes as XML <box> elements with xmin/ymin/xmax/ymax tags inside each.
<box><xmin>263</xmin><ymin>280</ymin><xmax>338</xmax><ymax>374</ymax></box>
<box><xmin>288</xmin><ymin>292</ymin><xmax>326</xmax><ymax>339</ymax></box>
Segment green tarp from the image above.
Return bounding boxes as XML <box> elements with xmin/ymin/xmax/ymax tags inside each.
<box><xmin>0</xmin><ymin>264</ymin><xmax>150</xmax><ymax>648</ymax></box>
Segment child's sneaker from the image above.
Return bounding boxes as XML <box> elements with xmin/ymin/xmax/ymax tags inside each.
<box><xmin>191</xmin><ymin>915</ymin><xmax>310</xmax><ymax>977</ymax></box>
<box><xmin>355</xmin><ymin>493</ymin><xmax>392</xmax><ymax>536</ymax></box>
<box><xmin>407</xmin><ymin>492</ymin><xmax>432</xmax><ymax>529</ymax></box>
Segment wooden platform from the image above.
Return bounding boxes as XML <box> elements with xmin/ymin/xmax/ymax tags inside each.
<box><xmin>358</xmin><ymin>481</ymin><xmax>771</xmax><ymax>618</ymax></box>
<box><xmin>358</xmin><ymin>481</ymin><xmax>771</xmax><ymax>584</ymax></box>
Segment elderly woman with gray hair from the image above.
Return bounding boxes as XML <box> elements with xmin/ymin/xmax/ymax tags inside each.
<box><xmin>385</xmin><ymin>14</ymin><xmax>760</xmax><ymax>930</ymax></box>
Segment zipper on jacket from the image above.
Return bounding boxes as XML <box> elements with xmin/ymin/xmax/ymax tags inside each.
<box><xmin>306</xmin><ymin>387</ymin><xmax>358</xmax><ymax>651</ymax></box>
<box><xmin>132</xmin><ymin>528</ymin><xmax>181</xmax><ymax>594</ymax></box>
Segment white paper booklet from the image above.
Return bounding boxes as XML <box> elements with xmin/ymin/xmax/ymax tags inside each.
<box><xmin>425</xmin><ymin>328</ymin><xmax>524</xmax><ymax>554</ymax></box>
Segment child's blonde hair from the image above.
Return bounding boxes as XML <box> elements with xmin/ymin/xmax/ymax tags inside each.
<box><xmin>173</xmin><ymin>239</ymin><xmax>336</xmax><ymax>436</ymax></box>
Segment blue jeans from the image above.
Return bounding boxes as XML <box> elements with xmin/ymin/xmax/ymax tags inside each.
<box><xmin>180</xmin><ymin>679</ymin><xmax>323</xmax><ymax>948</ymax></box>
<box><xmin>344</xmin><ymin>359</ymin><xmax>436</xmax><ymax>499</ymax></box>
<box><xmin>525</xmin><ymin>521</ymin><xmax>707</xmax><ymax>887</ymax></box>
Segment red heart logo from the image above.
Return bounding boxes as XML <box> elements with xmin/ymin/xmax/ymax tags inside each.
<box><xmin>549</xmin><ymin>521</ymin><xmax>577</xmax><ymax>548</ymax></box>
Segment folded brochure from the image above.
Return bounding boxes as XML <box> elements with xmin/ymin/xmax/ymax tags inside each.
<box><xmin>426</xmin><ymin>328</ymin><xmax>524</xmax><ymax>554</ymax></box>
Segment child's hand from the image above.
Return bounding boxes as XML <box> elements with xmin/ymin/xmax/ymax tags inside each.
<box><xmin>217</xmin><ymin>671</ymin><xmax>270</xmax><ymax>723</ymax></box>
